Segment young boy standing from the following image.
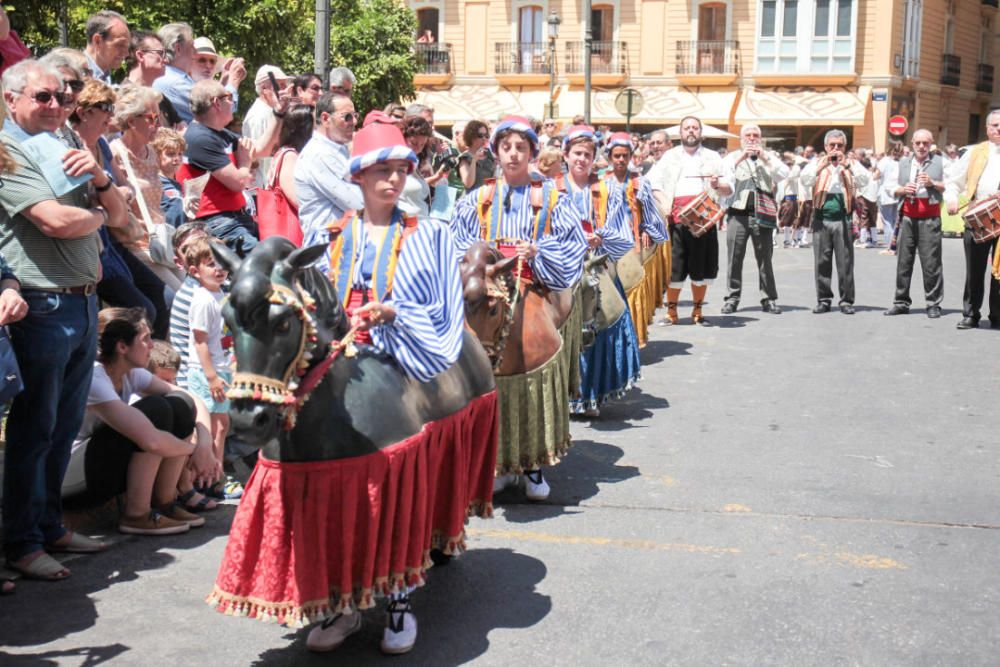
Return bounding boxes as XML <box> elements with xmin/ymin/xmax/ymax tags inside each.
<box><xmin>183</xmin><ymin>237</ymin><xmax>231</xmax><ymax>477</ymax></box>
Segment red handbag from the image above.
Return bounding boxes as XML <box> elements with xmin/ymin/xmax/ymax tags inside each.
<box><xmin>257</xmin><ymin>149</ymin><xmax>303</xmax><ymax>246</ymax></box>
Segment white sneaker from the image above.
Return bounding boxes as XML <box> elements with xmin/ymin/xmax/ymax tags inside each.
<box><xmin>493</xmin><ymin>473</ymin><xmax>518</xmax><ymax>494</ymax></box>
<box><xmin>523</xmin><ymin>469</ymin><xmax>550</xmax><ymax>501</ymax></box>
<box><xmin>306</xmin><ymin>611</ymin><xmax>362</xmax><ymax>652</ymax></box>
<box><xmin>381</xmin><ymin>598</ymin><xmax>417</xmax><ymax>655</ymax></box>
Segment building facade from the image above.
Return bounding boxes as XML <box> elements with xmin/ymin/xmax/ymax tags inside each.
<box><xmin>410</xmin><ymin>0</ymin><xmax>999</xmax><ymax>151</ymax></box>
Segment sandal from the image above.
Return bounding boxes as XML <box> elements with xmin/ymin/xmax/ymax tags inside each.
<box><xmin>178</xmin><ymin>489</ymin><xmax>219</xmax><ymax>513</ymax></box>
<box><xmin>47</xmin><ymin>531</ymin><xmax>110</xmax><ymax>554</ymax></box>
<box><xmin>7</xmin><ymin>551</ymin><xmax>70</xmax><ymax>581</ymax></box>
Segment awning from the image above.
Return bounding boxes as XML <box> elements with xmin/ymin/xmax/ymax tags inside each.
<box><xmin>415</xmin><ymin>85</ymin><xmax>737</xmax><ymax>126</ymax></box>
<box><xmin>734</xmin><ymin>85</ymin><xmax>871</xmax><ymax>126</ymax></box>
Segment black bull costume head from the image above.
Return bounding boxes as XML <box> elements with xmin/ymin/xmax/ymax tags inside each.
<box><xmin>211</xmin><ymin>237</ymin><xmax>495</xmax><ymax>463</ymax></box>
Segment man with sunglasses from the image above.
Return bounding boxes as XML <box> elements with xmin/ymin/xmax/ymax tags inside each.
<box><xmin>126</xmin><ymin>30</ymin><xmax>166</xmax><ymax>87</ymax></box>
<box><xmin>0</xmin><ymin>60</ymin><xmax>130</xmax><ymax>581</ymax></box>
<box><xmin>83</xmin><ymin>10</ymin><xmax>130</xmax><ymax>84</ymax></box>
<box><xmin>296</xmin><ymin>93</ymin><xmax>364</xmax><ymax>242</ymax></box>
<box><xmin>177</xmin><ymin>80</ymin><xmax>285</xmax><ymax>255</ymax></box>
<box><xmin>800</xmin><ymin>129</ymin><xmax>870</xmax><ymax>314</ymax></box>
<box><xmin>243</xmin><ymin>65</ymin><xmax>291</xmax><ymax>187</ymax></box>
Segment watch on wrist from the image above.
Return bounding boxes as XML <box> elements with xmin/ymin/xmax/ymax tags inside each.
<box><xmin>94</xmin><ymin>178</ymin><xmax>113</xmax><ymax>192</ymax></box>
<box><xmin>272</xmin><ymin>109</ymin><xmax>286</xmax><ymax>118</ymax></box>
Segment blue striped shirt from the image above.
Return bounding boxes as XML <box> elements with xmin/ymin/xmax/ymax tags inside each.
<box><xmin>451</xmin><ymin>180</ymin><xmax>588</xmax><ymax>290</ymax></box>
<box><xmin>564</xmin><ymin>178</ymin><xmax>634</xmax><ymax>262</ymax></box>
<box><xmin>606</xmin><ymin>175</ymin><xmax>669</xmax><ymax>245</ymax></box>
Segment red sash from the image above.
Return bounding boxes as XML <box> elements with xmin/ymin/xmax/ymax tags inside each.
<box><xmin>670</xmin><ymin>195</ymin><xmax>697</xmax><ymax>225</ymax></box>
<box><xmin>346</xmin><ymin>289</ymin><xmax>375</xmax><ymax>345</ymax></box>
<box><xmin>496</xmin><ymin>243</ymin><xmax>534</xmax><ymax>283</ymax></box>
<box><xmin>900</xmin><ymin>198</ymin><xmax>941</xmax><ymax>219</ymax></box>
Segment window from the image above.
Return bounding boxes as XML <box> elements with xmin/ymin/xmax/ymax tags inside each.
<box><xmin>698</xmin><ymin>3</ymin><xmax>727</xmax><ymax>41</ymax></box>
<box><xmin>519</xmin><ymin>6</ymin><xmax>544</xmax><ymax>43</ymax></box>
<box><xmin>756</xmin><ymin>0</ymin><xmax>856</xmax><ymax>74</ymax></box>
<box><xmin>415</xmin><ymin>8</ymin><xmax>439</xmax><ymax>42</ymax></box>
<box><xmin>901</xmin><ymin>0</ymin><xmax>922</xmax><ymax>78</ymax></box>
<box><xmin>517</xmin><ymin>5</ymin><xmax>546</xmax><ymax>73</ymax></box>
<box><xmin>944</xmin><ymin>15</ymin><xmax>955</xmax><ymax>55</ymax></box>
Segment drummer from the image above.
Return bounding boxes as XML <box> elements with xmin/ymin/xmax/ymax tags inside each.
<box><xmin>647</xmin><ymin>116</ymin><xmax>730</xmax><ymax>326</ymax></box>
<box><xmin>945</xmin><ymin>110</ymin><xmax>1000</xmax><ymax>330</ymax></box>
<box><xmin>451</xmin><ymin>115</ymin><xmax>587</xmax><ymax>500</ymax></box>
<box><xmin>882</xmin><ymin>129</ymin><xmax>945</xmax><ymax>319</ymax></box>
<box><xmin>562</xmin><ymin>126</ymin><xmax>642</xmax><ymax>417</ymax></box>
<box><xmin>600</xmin><ymin>132</ymin><xmax>669</xmax><ymax>346</ymax></box>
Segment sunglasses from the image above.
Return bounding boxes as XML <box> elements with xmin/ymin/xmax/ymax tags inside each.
<box><xmin>92</xmin><ymin>102</ymin><xmax>115</xmax><ymax>114</ymax></box>
<box><xmin>64</xmin><ymin>79</ymin><xmax>85</xmax><ymax>93</ymax></box>
<box><xmin>337</xmin><ymin>112</ymin><xmax>358</xmax><ymax>122</ymax></box>
<box><xmin>307</xmin><ymin>84</ymin><xmax>323</xmax><ymax>92</ymax></box>
<box><xmin>478</xmin><ymin>132</ymin><xmax>490</xmax><ymax>139</ymax></box>
<box><xmin>23</xmin><ymin>89</ymin><xmax>71</xmax><ymax>106</ymax></box>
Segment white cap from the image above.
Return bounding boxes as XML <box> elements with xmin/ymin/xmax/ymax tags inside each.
<box><xmin>193</xmin><ymin>37</ymin><xmax>218</xmax><ymax>56</ymax></box>
<box><xmin>254</xmin><ymin>65</ymin><xmax>289</xmax><ymax>87</ymax></box>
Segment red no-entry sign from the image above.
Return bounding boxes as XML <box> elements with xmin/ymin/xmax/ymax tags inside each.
<box><xmin>888</xmin><ymin>115</ymin><xmax>909</xmax><ymax>136</ymax></box>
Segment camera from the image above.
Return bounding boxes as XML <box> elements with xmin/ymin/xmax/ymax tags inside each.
<box><xmin>435</xmin><ymin>154</ymin><xmax>458</xmax><ymax>172</ymax></box>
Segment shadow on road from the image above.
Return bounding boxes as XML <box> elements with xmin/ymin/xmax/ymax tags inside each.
<box><xmin>583</xmin><ymin>388</ymin><xmax>669</xmax><ymax>430</ymax></box>
<box><xmin>0</xmin><ymin>644</ymin><xmax>130</xmax><ymax>666</ymax></box>
<box><xmin>248</xmin><ymin>548</ymin><xmax>551</xmax><ymax>666</ymax></box>
<box><xmin>496</xmin><ymin>440</ymin><xmax>639</xmax><ymax>522</ymax></box>
<box><xmin>0</xmin><ymin>505</ymin><xmax>237</xmax><ymax>649</ymax></box>
<box><xmin>709</xmin><ymin>315</ymin><xmax>758</xmax><ymax>329</ymax></box>
<box><xmin>639</xmin><ymin>339</ymin><xmax>692</xmax><ymax>365</ymax></box>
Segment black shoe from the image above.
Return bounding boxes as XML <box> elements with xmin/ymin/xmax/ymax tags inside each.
<box><xmin>840</xmin><ymin>304</ymin><xmax>855</xmax><ymax>315</ymax></box>
<box><xmin>990</xmin><ymin>317</ymin><xmax>1000</xmax><ymax>329</ymax></box>
<box><xmin>956</xmin><ymin>316</ymin><xmax>979</xmax><ymax>330</ymax></box>
<box><xmin>761</xmin><ymin>300</ymin><xmax>782</xmax><ymax>314</ymax></box>
<box><xmin>721</xmin><ymin>301</ymin><xmax>737</xmax><ymax>314</ymax></box>
<box><xmin>812</xmin><ymin>303</ymin><xmax>831</xmax><ymax>314</ymax></box>
<box><xmin>884</xmin><ymin>305</ymin><xmax>909</xmax><ymax>316</ymax></box>
<box><xmin>926</xmin><ymin>306</ymin><xmax>942</xmax><ymax>319</ymax></box>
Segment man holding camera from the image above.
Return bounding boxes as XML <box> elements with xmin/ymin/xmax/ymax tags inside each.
<box><xmin>800</xmin><ymin>130</ymin><xmax>870</xmax><ymax>314</ymax></box>
<box><xmin>719</xmin><ymin>125</ymin><xmax>788</xmax><ymax>315</ymax></box>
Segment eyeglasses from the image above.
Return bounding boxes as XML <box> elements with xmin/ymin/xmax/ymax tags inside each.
<box><xmin>214</xmin><ymin>93</ymin><xmax>234</xmax><ymax>104</ymax></box>
<box><xmin>134</xmin><ymin>112</ymin><xmax>159</xmax><ymax>124</ymax></box>
<box><xmin>20</xmin><ymin>89</ymin><xmax>71</xmax><ymax>106</ymax></box>
<box><xmin>330</xmin><ymin>86</ymin><xmax>352</xmax><ymax>95</ymax></box>
<box><xmin>307</xmin><ymin>84</ymin><xmax>323</xmax><ymax>92</ymax></box>
<box><xmin>827</xmin><ymin>142</ymin><xmax>845</xmax><ymax>148</ymax></box>
<box><xmin>64</xmin><ymin>79</ymin><xmax>85</xmax><ymax>93</ymax></box>
<box><xmin>92</xmin><ymin>102</ymin><xmax>115</xmax><ymax>114</ymax></box>
<box><xmin>140</xmin><ymin>48</ymin><xmax>166</xmax><ymax>58</ymax></box>
<box><xmin>195</xmin><ymin>57</ymin><xmax>218</xmax><ymax>66</ymax></box>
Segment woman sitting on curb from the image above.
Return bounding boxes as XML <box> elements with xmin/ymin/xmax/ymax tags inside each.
<box><xmin>72</xmin><ymin>308</ymin><xmax>221</xmax><ymax>547</ymax></box>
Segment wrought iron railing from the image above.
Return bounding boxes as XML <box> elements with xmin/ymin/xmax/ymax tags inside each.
<box><xmin>564</xmin><ymin>41</ymin><xmax>627</xmax><ymax>74</ymax></box>
<box><xmin>415</xmin><ymin>43</ymin><xmax>452</xmax><ymax>75</ymax></box>
<box><xmin>977</xmin><ymin>63</ymin><xmax>994</xmax><ymax>93</ymax></box>
<box><xmin>676</xmin><ymin>40</ymin><xmax>739</xmax><ymax>75</ymax></box>
<box><xmin>494</xmin><ymin>41</ymin><xmax>551</xmax><ymax>75</ymax></box>
<box><xmin>941</xmin><ymin>53</ymin><xmax>961</xmax><ymax>86</ymax></box>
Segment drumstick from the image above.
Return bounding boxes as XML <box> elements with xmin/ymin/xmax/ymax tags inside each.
<box><xmin>685</xmin><ymin>175</ymin><xmax>716</xmax><ymax>178</ymax></box>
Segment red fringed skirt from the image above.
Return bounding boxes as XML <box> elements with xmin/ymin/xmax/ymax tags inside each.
<box><xmin>207</xmin><ymin>391</ymin><xmax>498</xmax><ymax>627</ymax></box>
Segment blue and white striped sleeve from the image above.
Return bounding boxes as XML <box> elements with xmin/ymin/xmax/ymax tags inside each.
<box><xmin>373</xmin><ymin>219</ymin><xmax>465</xmax><ymax>382</ymax></box>
<box><xmin>532</xmin><ymin>194</ymin><xmax>587</xmax><ymax>290</ymax></box>
<box><xmin>595</xmin><ymin>195</ymin><xmax>635</xmax><ymax>261</ymax></box>
<box><xmin>637</xmin><ymin>178</ymin><xmax>669</xmax><ymax>243</ymax></box>
<box><xmin>449</xmin><ymin>188</ymin><xmax>483</xmax><ymax>257</ymax></box>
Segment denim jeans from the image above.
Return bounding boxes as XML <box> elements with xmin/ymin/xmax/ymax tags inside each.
<box><xmin>199</xmin><ymin>211</ymin><xmax>259</xmax><ymax>257</ymax></box>
<box><xmin>2</xmin><ymin>291</ymin><xmax>97</xmax><ymax>561</ymax></box>
<box><xmin>97</xmin><ymin>244</ymin><xmax>172</xmax><ymax>339</ymax></box>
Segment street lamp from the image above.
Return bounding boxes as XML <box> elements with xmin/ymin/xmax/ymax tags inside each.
<box><xmin>547</xmin><ymin>10</ymin><xmax>561</xmax><ymax>119</ymax></box>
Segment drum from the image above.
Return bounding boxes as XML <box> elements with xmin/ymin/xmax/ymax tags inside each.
<box><xmin>676</xmin><ymin>192</ymin><xmax>725</xmax><ymax>238</ymax></box>
<box><xmin>962</xmin><ymin>195</ymin><xmax>1000</xmax><ymax>244</ymax></box>
<box><xmin>615</xmin><ymin>249</ymin><xmax>645</xmax><ymax>292</ymax></box>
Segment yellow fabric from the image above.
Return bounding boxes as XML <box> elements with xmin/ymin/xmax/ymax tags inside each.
<box><xmin>965</xmin><ymin>142</ymin><xmax>991</xmax><ymax>201</ymax></box>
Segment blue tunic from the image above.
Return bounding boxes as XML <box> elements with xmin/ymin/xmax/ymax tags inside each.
<box><xmin>604</xmin><ymin>175</ymin><xmax>669</xmax><ymax>244</ymax></box>
<box><xmin>563</xmin><ymin>177</ymin><xmax>635</xmax><ymax>261</ymax></box>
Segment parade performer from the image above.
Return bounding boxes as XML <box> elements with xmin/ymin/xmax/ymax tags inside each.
<box><xmin>648</xmin><ymin>116</ymin><xmax>731</xmax><ymax>326</ymax></box>
<box><xmin>207</xmin><ymin>122</ymin><xmax>498</xmax><ymax>657</ymax></box>
<box><xmin>719</xmin><ymin>124</ymin><xmax>788</xmax><ymax>315</ymax></box>
<box><xmin>452</xmin><ymin>116</ymin><xmax>587</xmax><ymax>501</ymax></box>
<box><xmin>946</xmin><ymin>110</ymin><xmax>1000</xmax><ymax>330</ymax></box>
<box><xmin>778</xmin><ymin>152</ymin><xmax>801</xmax><ymax>248</ymax></box>
<box><xmin>562</xmin><ymin>126</ymin><xmax>641</xmax><ymax>417</ymax></box>
<box><xmin>883</xmin><ymin>129</ymin><xmax>945</xmax><ymax>319</ymax></box>
<box><xmin>800</xmin><ymin>129</ymin><xmax>869</xmax><ymax>315</ymax></box>
<box><xmin>601</xmin><ymin>132</ymin><xmax>669</xmax><ymax>346</ymax></box>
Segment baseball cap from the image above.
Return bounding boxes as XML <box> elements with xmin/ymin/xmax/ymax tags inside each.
<box><xmin>254</xmin><ymin>65</ymin><xmax>290</xmax><ymax>87</ymax></box>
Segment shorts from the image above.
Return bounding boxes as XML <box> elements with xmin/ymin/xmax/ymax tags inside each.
<box><xmin>187</xmin><ymin>366</ymin><xmax>232</xmax><ymax>414</ymax></box>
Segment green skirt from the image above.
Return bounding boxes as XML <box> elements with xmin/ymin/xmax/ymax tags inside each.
<box><xmin>494</xmin><ymin>295</ymin><xmax>581</xmax><ymax>474</ymax></box>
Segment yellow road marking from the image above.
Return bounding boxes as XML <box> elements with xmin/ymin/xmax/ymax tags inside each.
<box><xmin>467</xmin><ymin>528</ymin><xmax>740</xmax><ymax>555</ymax></box>
<box><xmin>723</xmin><ymin>504</ymin><xmax>752</xmax><ymax>513</ymax></box>
<box><xmin>796</xmin><ymin>552</ymin><xmax>909</xmax><ymax>570</ymax></box>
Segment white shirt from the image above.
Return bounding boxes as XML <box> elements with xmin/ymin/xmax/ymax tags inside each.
<box><xmin>242</xmin><ymin>98</ymin><xmax>275</xmax><ymax>188</ymax></box>
<box><xmin>800</xmin><ymin>159</ymin><xmax>870</xmax><ymax>195</ymax></box>
<box><xmin>877</xmin><ymin>157</ymin><xmax>899</xmax><ymax>205</ymax></box>
<box><xmin>73</xmin><ymin>364</ymin><xmax>154</xmax><ymax>453</ymax></box>
<box><xmin>945</xmin><ymin>142</ymin><xmax>1000</xmax><ymax>204</ymax></box>
<box><xmin>675</xmin><ymin>147</ymin><xmax>713</xmax><ymax>198</ymax></box>
<box><xmin>188</xmin><ymin>285</ymin><xmax>230</xmax><ymax>373</ymax></box>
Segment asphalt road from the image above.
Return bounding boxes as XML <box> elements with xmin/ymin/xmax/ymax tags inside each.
<box><xmin>2</xmin><ymin>235</ymin><xmax>998</xmax><ymax>666</ymax></box>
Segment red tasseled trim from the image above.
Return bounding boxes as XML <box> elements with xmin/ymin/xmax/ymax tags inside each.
<box><xmin>345</xmin><ymin>289</ymin><xmax>374</xmax><ymax>345</ymax></box>
<box><xmin>207</xmin><ymin>390</ymin><xmax>498</xmax><ymax>627</ymax></box>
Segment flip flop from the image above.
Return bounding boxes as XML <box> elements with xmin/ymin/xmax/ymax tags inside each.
<box><xmin>7</xmin><ymin>552</ymin><xmax>70</xmax><ymax>581</ymax></box>
<box><xmin>46</xmin><ymin>531</ymin><xmax>110</xmax><ymax>554</ymax></box>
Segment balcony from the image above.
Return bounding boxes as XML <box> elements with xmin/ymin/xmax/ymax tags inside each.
<box><xmin>676</xmin><ymin>40</ymin><xmax>739</xmax><ymax>84</ymax></box>
<box><xmin>414</xmin><ymin>43</ymin><xmax>452</xmax><ymax>86</ymax></box>
<box><xmin>977</xmin><ymin>63</ymin><xmax>994</xmax><ymax>94</ymax></box>
<box><xmin>941</xmin><ymin>53</ymin><xmax>961</xmax><ymax>86</ymax></box>
<box><xmin>494</xmin><ymin>41</ymin><xmax>552</xmax><ymax>85</ymax></box>
<box><xmin>564</xmin><ymin>41</ymin><xmax>628</xmax><ymax>85</ymax></box>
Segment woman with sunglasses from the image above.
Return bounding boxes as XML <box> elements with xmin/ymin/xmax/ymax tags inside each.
<box><xmin>67</xmin><ymin>80</ymin><xmax>172</xmax><ymax>340</ymax></box>
<box><xmin>293</xmin><ymin>73</ymin><xmax>323</xmax><ymax>107</ymax></box>
<box><xmin>458</xmin><ymin>119</ymin><xmax>494</xmax><ymax>191</ymax></box>
<box><xmin>111</xmin><ymin>85</ymin><xmax>185</xmax><ymax>294</ymax></box>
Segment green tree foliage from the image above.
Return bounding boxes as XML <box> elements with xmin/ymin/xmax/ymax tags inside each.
<box><xmin>7</xmin><ymin>0</ymin><xmax>417</xmax><ymax>115</ymax></box>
